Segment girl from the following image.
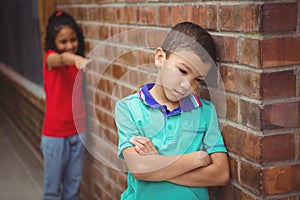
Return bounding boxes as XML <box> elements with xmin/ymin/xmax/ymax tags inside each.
<box><xmin>41</xmin><ymin>10</ymin><xmax>89</xmax><ymax>200</ymax></box>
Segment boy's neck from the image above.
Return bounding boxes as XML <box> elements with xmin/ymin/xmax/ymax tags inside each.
<box><xmin>149</xmin><ymin>84</ymin><xmax>179</xmax><ymax>111</ymax></box>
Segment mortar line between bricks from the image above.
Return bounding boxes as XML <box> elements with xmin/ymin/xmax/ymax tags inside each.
<box><xmin>228</xmin><ymin>179</ymin><xmax>259</xmax><ymax>198</ymax></box>
<box><xmin>221</xmin><ymin>62</ymin><xmax>300</xmax><ymax>74</ymax></box>
<box><xmin>220</xmin><ymin>119</ymin><xmax>263</xmax><ymax>136</ymax></box>
<box><xmin>262</xmin><ymin>160</ymin><xmax>300</xmax><ymax>168</ymax></box>
<box><xmin>263</xmin><ymin>127</ymin><xmax>300</xmax><ymax>135</ymax></box>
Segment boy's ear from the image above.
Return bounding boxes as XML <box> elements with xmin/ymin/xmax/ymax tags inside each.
<box><xmin>155</xmin><ymin>47</ymin><xmax>166</xmax><ymax>67</ymax></box>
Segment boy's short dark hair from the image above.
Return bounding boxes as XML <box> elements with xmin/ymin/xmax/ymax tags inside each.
<box><xmin>161</xmin><ymin>22</ymin><xmax>216</xmax><ymax>63</ymax></box>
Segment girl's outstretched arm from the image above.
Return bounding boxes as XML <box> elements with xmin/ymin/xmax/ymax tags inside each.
<box><xmin>46</xmin><ymin>52</ymin><xmax>90</xmax><ymax>70</ymax></box>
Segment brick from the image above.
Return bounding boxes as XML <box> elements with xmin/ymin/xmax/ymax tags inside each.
<box><xmin>263</xmin><ymin>164</ymin><xmax>300</xmax><ymax>195</ymax></box>
<box><xmin>117</xmin><ymin>50</ymin><xmax>140</xmax><ymax>66</ymax></box>
<box><xmin>186</xmin><ymin>5</ymin><xmax>217</xmax><ymax>30</ymax></box>
<box><xmin>82</xmin><ymin>155</ymin><xmax>97</xmax><ymax>188</ymax></box>
<box><xmin>208</xmin><ymin>187</ymin><xmax>221</xmax><ymax>200</ymax></box>
<box><xmin>103</xmin><ymin>45</ymin><xmax>120</xmax><ymax>63</ymax></box>
<box><xmin>262</xmin><ymin>3</ymin><xmax>298</xmax><ymax>32</ymax></box>
<box><xmin>128</xmin><ymin>70</ymin><xmax>149</xmax><ymax>89</ymax></box>
<box><xmin>147</xmin><ymin>29</ymin><xmax>168</xmax><ymax>48</ymax></box>
<box><xmin>98</xmin><ymin>25</ymin><xmax>109</xmax><ymax>40</ymax></box>
<box><xmin>93</xmin><ymin>181</ymin><xmax>114</xmax><ymax>200</ymax></box>
<box><xmin>112</xmin><ymin>64</ymin><xmax>128</xmax><ymax>80</ymax></box>
<box><xmin>87</xmin><ymin>118</ymin><xmax>99</xmax><ymax>137</ymax></box>
<box><xmin>103</xmin><ymin>129</ymin><xmax>119</xmax><ymax>146</ymax></box>
<box><xmin>229</xmin><ymin>156</ymin><xmax>238</xmax><ymax>181</ymax></box>
<box><xmin>80</xmin><ymin>180</ymin><xmax>93</xmax><ymax>200</ymax></box>
<box><xmin>226</xmin><ymin>95</ymin><xmax>238</xmax><ymax>122</ymax></box>
<box><xmin>85</xmin><ymin>71</ymin><xmax>98</xmax><ymax>89</ymax></box>
<box><xmin>240</xmin><ymin>100</ymin><xmax>261</xmax><ymax>130</ymax></box>
<box><xmin>158</xmin><ymin>6</ymin><xmax>171</xmax><ymax>27</ymax></box>
<box><xmin>220</xmin><ymin>5</ymin><xmax>260</xmax><ymax>32</ymax></box>
<box><xmin>213</xmin><ymin>36</ymin><xmax>237</xmax><ymax>62</ymax></box>
<box><xmin>137</xmin><ymin>6</ymin><xmax>156</xmax><ymax>25</ymax></box>
<box><xmin>146</xmin><ymin>7</ymin><xmax>157</xmax><ymax>26</ymax></box>
<box><xmin>94</xmin><ymin>92</ymin><xmax>113</xmax><ymax>113</ymax></box>
<box><xmin>119</xmin><ymin>84</ymin><xmax>136</xmax><ymax>99</ymax></box>
<box><xmin>83</xmin><ymin>24</ymin><xmax>100</xmax><ymax>39</ymax></box>
<box><xmin>107</xmin><ymin>169</ymin><xmax>127</xmax><ymax>190</ymax></box>
<box><xmin>95</xmin><ymin>109</ymin><xmax>116</xmax><ymax>130</ymax></box>
<box><xmin>110</xmin><ymin>26</ymin><xmax>128</xmax><ymax>39</ymax></box>
<box><xmin>126</xmin><ymin>29</ymin><xmax>147</xmax><ymax>47</ymax></box>
<box><xmin>88</xmin><ymin>7</ymin><xmax>103</xmax><ymax>21</ymax></box>
<box><xmin>85</xmin><ymin>40</ymin><xmax>98</xmax><ymax>53</ymax></box>
<box><xmin>261</xmin><ymin>37</ymin><xmax>300</xmax><ymax>68</ymax></box>
<box><xmin>103</xmin><ymin>7</ymin><xmax>118</xmax><ymax>23</ymax></box>
<box><xmin>239</xmin><ymin>38</ymin><xmax>261</xmax><ymax>68</ymax></box>
<box><xmin>77</xmin><ymin>7</ymin><xmax>89</xmax><ymax>21</ymax></box>
<box><xmin>261</xmin><ymin>133</ymin><xmax>295</xmax><ymax>163</ymax></box>
<box><xmin>220</xmin><ymin>65</ymin><xmax>261</xmax><ymax>99</ymax></box>
<box><xmin>221</xmin><ymin>184</ymin><xmax>258</xmax><ymax>200</ymax></box>
<box><xmin>262</xmin><ymin>101</ymin><xmax>300</xmax><ymax>129</ymax></box>
<box><xmin>96</xmin><ymin>77</ymin><xmax>116</xmax><ymax>94</ymax></box>
<box><xmin>262</xmin><ymin>70</ymin><xmax>296</xmax><ymax>99</ymax></box>
<box><xmin>222</xmin><ymin>124</ymin><xmax>262</xmax><ymax>162</ymax></box>
<box><xmin>171</xmin><ymin>5</ymin><xmax>184</xmax><ymax>26</ymax></box>
<box><xmin>138</xmin><ymin>50</ymin><xmax>154</xmax><ymax>66</ymax></box>
<box><xmin>125</xmin><ymin>6</ymin><xmax>136</xmax><ymax>24</ymax></box>
<box><xmin>117</xmin><ymin>6</ymin><xmax>134</xmax><ymax>24</ymax></box>
<box><xmin>240</xmin><ymin>161</ymin><xmax>263</xmax><ymax>194</ymax></box>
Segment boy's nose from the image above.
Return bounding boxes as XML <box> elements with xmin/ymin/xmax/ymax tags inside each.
<box><xmin>180</xmin><ymin>78</ymin><xmax>191</xmax><ymax>90</ymax></box>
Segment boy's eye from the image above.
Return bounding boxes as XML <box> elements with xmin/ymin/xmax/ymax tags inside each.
<box><xmin>195</xmin><ymin>77</ymin><xmax>205</xmax><ymax>84</ymax></box>
<box><xmin>195</xmin><ymin>78</ymin><xmax>201</xmax><ymax>82</ymax></box>
<box><xmin>179</xmin><ymin>68</ymin><xmax>187</xmax><ymax>74</ymax></box>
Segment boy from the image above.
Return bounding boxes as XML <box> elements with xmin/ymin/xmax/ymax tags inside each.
<box><xmin>115</xmin><ymin>22</ymin><xmax>229</xmax><ymax>200</ymax></box>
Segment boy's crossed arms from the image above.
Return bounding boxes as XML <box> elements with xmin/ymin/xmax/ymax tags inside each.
<box><xmin>123</xmin><ymin>136</ymin><xmax>229</xmax><ymax>187</ymax></box>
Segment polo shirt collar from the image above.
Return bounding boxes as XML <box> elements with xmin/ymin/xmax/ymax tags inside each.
<box><xmin>138</xmin><ymin>83</ymin><xmax>202</xmax><ymax>115</ymax></box>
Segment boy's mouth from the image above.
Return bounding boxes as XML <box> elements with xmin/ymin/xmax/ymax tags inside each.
<box><xmin>173</xmin><ymin>89</ymin><xmax>184</xmax><ymax>97</ymax></box>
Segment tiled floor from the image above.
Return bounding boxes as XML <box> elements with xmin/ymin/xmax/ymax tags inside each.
<box><xmin>0</xmin><ymin>109</ymin><xmax>43</xmax><ymax>200</ymax></box>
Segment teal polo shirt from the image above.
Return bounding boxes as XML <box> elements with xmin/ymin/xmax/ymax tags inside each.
<box><xmin>116</xmin><ymin>83</ymin><xmax>227</xmax><ymax>200</ymax></box>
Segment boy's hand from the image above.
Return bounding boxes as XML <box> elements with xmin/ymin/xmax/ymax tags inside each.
<box><xmin>198</xmin><ymin>151</ymin><xmax>212</xmax><ymax>167</ymax></box>
<box><xmin>130</xmin><ymin>136</ymin><xmax>159</xmax><ymax>155</ymax></box>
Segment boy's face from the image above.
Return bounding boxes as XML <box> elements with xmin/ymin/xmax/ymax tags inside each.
<box><xmin>155</xmin><ymin>48</ymin><xmax>211</xmax><ymax>103</ymax></box>
<box><xmin>55</xmin><ymin>26</ymin><xmax>79</xmax><ymax>54</ymax></box>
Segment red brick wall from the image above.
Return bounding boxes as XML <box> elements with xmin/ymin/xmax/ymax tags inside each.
<box><xmin>1</xmin><ymin>1</ymin><xmax>297</xmax><ymax>200</ymax></box>
<box><xmin>53</xmin><ymin>1</ymin><xmax>300</xmax><ymax>199</ymax></box>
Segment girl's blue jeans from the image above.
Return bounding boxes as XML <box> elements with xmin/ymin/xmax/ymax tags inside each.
<box><xmin>41</xmin><ymin>133</ymin><xmax>85</xmax><ymax>200</ymax></box>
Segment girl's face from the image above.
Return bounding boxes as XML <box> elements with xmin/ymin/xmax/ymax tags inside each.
<box><xmin>55</xmin><ymin>26</ymin><xmax>78</xmax><ymax>54</ymax></box>
<box><xmin>155</xmin><ymin>49</ymin><xmax>211</xmax><ymax>103</ymax></box>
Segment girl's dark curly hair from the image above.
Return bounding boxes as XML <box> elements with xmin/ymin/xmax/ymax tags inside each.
<box><xmin>45</xmin><ymin>10</ymin><xmax>85</xmax><ymax>56</ymax></box>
